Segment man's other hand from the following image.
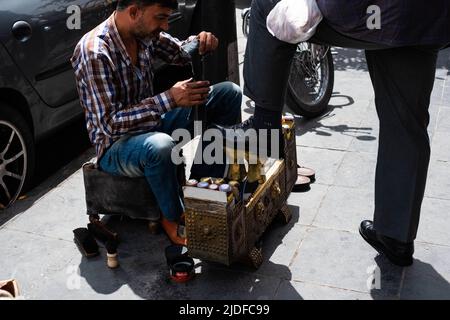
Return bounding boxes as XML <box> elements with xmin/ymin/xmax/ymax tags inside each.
<box><xmin>170</xmin><ymin>78</ymin><xmax>211</xmax><ymax>107</ymax></box>
<box><xmin>197</xmin><ymin>31</ymin><xmax>219</xmax><ymax>55</ymax></box>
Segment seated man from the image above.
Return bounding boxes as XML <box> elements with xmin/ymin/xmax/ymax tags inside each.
<box><xmin>218</xmin><ymin>0</ymin><xmax>449</xmax><ymax>266</ymax></box>
<box><xmin>71</xmin><ymin>0</ymin><xmax>242</xmax><ymax>245</ymax></box>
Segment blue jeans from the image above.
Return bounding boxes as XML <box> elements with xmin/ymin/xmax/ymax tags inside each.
<box><xmin>99</xmin><ymin>82</ymin><xmax>242</xmax><ymax>221</ymax></box>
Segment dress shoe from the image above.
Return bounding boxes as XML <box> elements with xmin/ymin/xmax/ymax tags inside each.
<box><xmin>211</xmin><ymin>116</ymin><xmax>281</xmax><ymax>158</ymax></box>
<box><xmin>359</xmin><ymin>220</ymin><xmax>414</xmax><ymax>267</ymax></box>
<box><xmin>212</xmin><ymin>116</ymin><xmax>256</xmax><ymax>149</ymax></box>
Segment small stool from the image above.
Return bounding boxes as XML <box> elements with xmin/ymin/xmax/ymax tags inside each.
<box><xmin>82</xmin><ymin>160</ymin><xmax>162</xmax><ymax>230</ymax></box>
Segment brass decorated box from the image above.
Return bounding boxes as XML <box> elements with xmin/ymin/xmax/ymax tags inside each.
<box><xmin>184</xmin><ymin>118</ymin><xmax>297</xmax><ymax>268</ymax></box>
<box><xmin>283</xmin><ymin>117</ymin><xmax>298</xmax><ymax>193</ymax></box>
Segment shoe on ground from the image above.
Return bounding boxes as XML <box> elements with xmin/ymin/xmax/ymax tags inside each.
<box><xmin>297</xmin><ymin>166</ymin><xmax>316</xmax><ymax>183</ymax></box>
<box><xmin>292</xmin><ymin>175</ymin><xmax>311</xmax><ymax>192</ymax></box>
<box><xmin>359</xmin><ymin>220</ymin><xmax>414</xmax><ymax>267</ymax></box>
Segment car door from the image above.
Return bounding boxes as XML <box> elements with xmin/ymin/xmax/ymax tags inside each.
<box><xmin>0</xmin><ymin>0</ymin><xmax>116</xmax><ymax>108</ymax></box>
<box><xmin>168</xmin><ymin>0</ymin><xmax>197</xmax><ymax>40</ymax></box>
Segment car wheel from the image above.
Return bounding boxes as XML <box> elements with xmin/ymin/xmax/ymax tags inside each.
<box><xmin>0</xmin><ymin>103</ymin><xmax>35</xmax><ymax>208</ymax></box>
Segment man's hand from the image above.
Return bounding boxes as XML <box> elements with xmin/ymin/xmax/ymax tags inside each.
<box><xmin>169</xmin><ymin>78</ymin><xmax>211</xmax><ymax>107</ymax></box>
<box><xmin>197</xmin><ymin>31</ymin><xmax>219</xmax><ymax>55</ymax></box>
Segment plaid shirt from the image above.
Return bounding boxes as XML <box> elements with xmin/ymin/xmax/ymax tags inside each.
<box><xmin>71</xmin><ymin>13</ymin><xmax>192</xmax><ymax>161</ymax></box>
<box><xmin>316</xmin><ymin>0</ymin><xmax>450</xmax><ymax>47</ymax></box>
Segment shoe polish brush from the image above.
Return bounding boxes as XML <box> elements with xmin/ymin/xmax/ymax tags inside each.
<box><xmin>105</xmin><ymin>238</ymin><xmax>119</xmax><ymax>269</ymax></box>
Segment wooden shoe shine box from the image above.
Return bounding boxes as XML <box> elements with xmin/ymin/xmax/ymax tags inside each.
<box><xmin>184</xmin><ymin>119</ymin><xmax>297</xmax><ymax>268</ymax></box>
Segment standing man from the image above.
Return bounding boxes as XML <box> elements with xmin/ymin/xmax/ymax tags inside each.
<box><xmin>217</xmin><ymin>0</ymin><xmax>450</xmax><ymax>266</ymax></box>
<box><xmin>71</xmin><ymin>0</ymin><xmax>242</xmax><ymax>245</ymax></box>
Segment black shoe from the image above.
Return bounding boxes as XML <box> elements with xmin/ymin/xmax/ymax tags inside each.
<box><xmin>359</xmin><ymin>220</ymin><xmax>414</xmax><ymax>267</ymax></box>
<box><xmin>211</xmin><ymin>116</ymin><xmax>281</xmax><ymax>158</ymax></box>
<box><xmin>211</xmin><ymin>116</ymin><xmax>256</xmax><ymax>147</ymax></box>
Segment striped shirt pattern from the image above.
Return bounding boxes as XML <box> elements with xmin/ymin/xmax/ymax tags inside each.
<box><xmin>71</xmin><ymin>13</ymin><xmax>192</xmax><ymax>160</ymax></box>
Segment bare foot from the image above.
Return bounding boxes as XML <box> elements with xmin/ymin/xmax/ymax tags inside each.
<box><xmin>161</xmin><ymin>218</ymin><xmax>187</xmax><ymax>246</ymax></box>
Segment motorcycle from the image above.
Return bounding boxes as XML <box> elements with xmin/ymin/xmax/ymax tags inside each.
<box><xmin>242</xmin><ymin>7</ymin><xmax>334</xmax><ymax>119</ymax></box>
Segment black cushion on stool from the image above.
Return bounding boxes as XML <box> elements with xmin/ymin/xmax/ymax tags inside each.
<box><xmin>82</xmin><ymin>161</ymin><xmax>161</xmax><ymax>221</ymax></box>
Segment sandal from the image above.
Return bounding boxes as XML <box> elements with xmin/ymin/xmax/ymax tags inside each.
<box><xmin>292</xmin><ymin>175</ymin><xmax>311</xmax><ymax>192</ymax></box>
<box><xmin>298</xmin><ymin>166</ymin><xmax>316</xmax><ymax>183</ymax></box>
<box><xmin>293</xmin><ymin>164</ymin><xmax>315</xmax><ymax>192</ymax></box>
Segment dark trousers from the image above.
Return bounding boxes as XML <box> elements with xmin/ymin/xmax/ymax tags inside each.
<box><xmin>244</xmin><ymin>0</ymin><xmax>440</xmax><ymax>242</ymax></box>
<box><xmin>367</xmin><ymin>48</ymin><xmax>438</xmax><ymax>242</ymax></box>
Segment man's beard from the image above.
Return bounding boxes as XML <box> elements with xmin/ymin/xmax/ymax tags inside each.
<box><xmin>133</xmin><ymin>25</ymin><xmax>162</xmax><ymax>41</ymax></box>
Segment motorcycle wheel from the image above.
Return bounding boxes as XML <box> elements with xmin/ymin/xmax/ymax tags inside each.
<box><xmin>286</xmin><ymin>43</ymin><xmax>334</xmax><ymax>119</ymax></box>
<box><xmin>242</xmin><ymin>8</ymin><xmax>251</xmax><ymax>38</ymax></box>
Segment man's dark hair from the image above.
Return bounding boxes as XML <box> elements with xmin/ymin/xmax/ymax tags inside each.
<box><xmin>117</xmin><ymin>0</ymin><xmax>178</xmax><ymax>11</ymax></box>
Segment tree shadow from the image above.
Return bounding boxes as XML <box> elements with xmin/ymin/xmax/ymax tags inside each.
<box><xmin>296</xmin><ymin>119</ymin><xmax>376</xmax><ymax>141</ymax></box>
<box><xmin>289</xmin><ymin>93</ymin><xmax>376</xmax><ymax>141</ymax></box>
<box><xmin>241</xmin><ymin>92</ymin><xmax>377</xmax><ymax>149</ymax></box>
<box><xmin>78</xmin><ymin>203</ymin><xmax>304</xmax><ymax>300</ymax></box>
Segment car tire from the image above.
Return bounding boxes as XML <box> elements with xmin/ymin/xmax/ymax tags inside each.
<box><xmin>0</xmin><ymin>103</ymin><xmax>35</xmax><ymax>208</ymax></box>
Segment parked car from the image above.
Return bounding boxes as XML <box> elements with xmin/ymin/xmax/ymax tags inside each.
<box><xmin>0</xmin><ymin>0</ymin><xmax>239</xmax><ymax>208</ymax></box>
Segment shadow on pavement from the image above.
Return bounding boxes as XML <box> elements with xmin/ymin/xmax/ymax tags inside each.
<box><xmin>368</xmin><ymin>255</ymin><xmax>405</xmax><ymax>299</ymax></box>
<box><xmin>241</xmin><ymin>91</ymin><xmax>376</xmax><ymax>148</ymax></box>
<box><xmin>369</xmin><ymin>254</ymin><xmax>450</xmax><ymax>300</ymax></box>
<box><xmin>78</xmin><ymin>205</ymin><xmax>303</xmax><ymax>299</ymax></box>
<box><xmin>291</xmin><ymin>93</ymin><xmax>376</xmax><ymax>141</ymax></box>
